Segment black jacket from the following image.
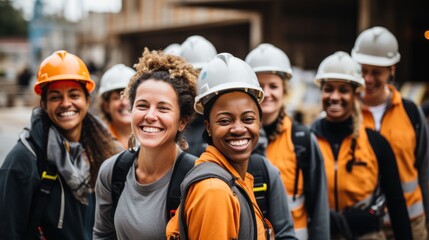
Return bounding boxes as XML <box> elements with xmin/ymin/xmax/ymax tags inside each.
<box><xmin>0</xmin><ymin>108</ymin><xmax>94</xmax><ymax>240</ymax></box>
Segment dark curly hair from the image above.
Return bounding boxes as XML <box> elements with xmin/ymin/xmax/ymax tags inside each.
<box><xmin>123</xmin><ymin>48</ymin><xmax>198</xmax><ymax>149</ymax></box>
<box><xmin>40</xmin><ymin>82</ymin><xmax>119</xmax><ymax>186</ymax></box>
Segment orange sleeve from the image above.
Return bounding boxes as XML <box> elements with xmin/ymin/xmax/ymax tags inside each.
<box><xmin>185</xmin><ymin>178</ymin><xmax>241</xmax><ymax>240</ymax></box>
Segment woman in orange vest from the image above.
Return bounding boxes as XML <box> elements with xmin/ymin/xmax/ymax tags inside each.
<box><xmin>310</xmin><ymin>51</ymin><xmax>411</xmax><ymax>239</ymax></box>
<box><xmin>245</xmin><ymin>43</ymin><xmax>329</xmax><ymax>240</ymax></box>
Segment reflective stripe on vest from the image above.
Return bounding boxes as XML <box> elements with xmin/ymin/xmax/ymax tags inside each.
<box><xmin>402</xmin><ymin>179</ymin><xmax>418</xmax><ymax>193</ymax></box>
<box><xmin>287</xmin><ymin>194</ymin><xmax>305</xmax><ymax>210</ymax></box>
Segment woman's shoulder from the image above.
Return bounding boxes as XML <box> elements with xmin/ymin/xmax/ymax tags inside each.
<box><xmin>2</xmin><ymin>141</ymin><xmax>37</xmax><ymax>171</ymax></box>
<box><xmin>97</xmin><ymin>151</ymin><xmax>128</xmax><ymax>183</ymax></box>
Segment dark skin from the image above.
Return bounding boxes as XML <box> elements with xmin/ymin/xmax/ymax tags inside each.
<box><xmin>205</xmin><ymin>91</ymin><xmax>261</xmax><ymax>179</ymax></box>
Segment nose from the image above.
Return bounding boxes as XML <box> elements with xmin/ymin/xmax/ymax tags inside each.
<box><xmin>262</xmin><ymin>85</ymin><xmax>271</xmax><ymax>98</ymax></box>
<box><xmin>144</xmin><ymin>107</ymin><xmax>157</xmax><ymax>121</ymax></box>
<box><xmin>362</xmin><ymin>72</ymin><xmax>374</xmax><ymax>85</ymax></box>
<box><xmin>230</xmin><ymin>120</ymin><xmax>246</xmax><ymax>135</ymax></box>
<box><xmin>329</xmin><ymin>89</ymin><xmax>341</xmax><ymax>101</ymax></box>
<box><xmin>60</xmin><ymin>96</ymin><xmax>72</xmax><ymax>107</ymax></box>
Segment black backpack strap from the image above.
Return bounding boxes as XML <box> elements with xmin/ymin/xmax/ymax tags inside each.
<box><xmin>26</xmin><ymin>136</ymin><xmax>58</xmax><ymax>239</ymax></box>
<box><xmin>178</xmin><ymin>162</ymin><xmax>257</xmax><ymax>240</ymax></box>
<box><xmin>364</xmin><ymin>128</ymin><xmax>386</xmax><ymax>215</ymax></box>
<box><xmin>291</xmin><ymin>121</ymin><xmax>311</xmax><ymax>200</ymax></box>
<box><xmin>247</xmin><ymin>153</ymin><xmax>270</xmax><ymax>218</ymax></box>
<box><xmin>402</xmin><ymin>98</ymin><xmax>421</xmax><ymax>154</ymax></box>
<box><xmin>165</xmin><ymin>152</ymin><xmax>196</xmax><ymax>220</ymax></box>
<box><xmin>111</xmin><ymin>150</ymin><xmax>137</xmax><ymax>216</ymax></box>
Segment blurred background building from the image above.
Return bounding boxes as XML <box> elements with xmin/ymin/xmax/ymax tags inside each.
<box><xmin>1</xmin><ymin>0</ymin><xmax>428</xmax><ymax>123</ymax></box>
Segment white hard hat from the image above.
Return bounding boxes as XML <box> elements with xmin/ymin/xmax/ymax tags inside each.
<box><xmin>245</xmin><ymin>43</ymin><xmax>293</xmax><ymax>79</ymax></box>
<box><xmin>351</xmin><ymin>26</ymin><xmax>400</xmax><ymax>67</ymax></box>
<box><xmin>99</xmin><ymin>64</ymin><xmax>136</xmax><ymax>96</ymax></box>
<box><xmin>164</xmin><ymin>43</ymin><xmax>181</xmax><ymax>56</ymax></box>
<box><xmin>180</xmin><ymin>35</ymin><xmax>217</xmax><ymax>70</ymax></box>
<box><xmin>314</xmin><ymin>51</ymin><xmax>365</xmax><ymax>90</ymax></box>
<box><xmin>194</xmin><ymin>53</ymin><xmax>264</xmax><ymax>114</ymax></box>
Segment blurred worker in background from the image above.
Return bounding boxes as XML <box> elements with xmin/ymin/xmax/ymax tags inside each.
<box><xmin>311</xmin><ymin>51</ymin><xmax>412</xmax><ymax>239</ymax></box>
<box><xmin>98</xmin><ymin>64</ymin><xmax>136</xmax><ymax>149</ymax></box>
<box><xmin>246</xmin><ymin>43</ymin><xmax>329</xmax><ymax>240</ymax></box>
<box><xmin>180</xmin><ymin>35</ymin><xmax>218</xmax><ymax>157</ymax></box>
<box><xmin>352</xmin><ymin>26</ymin><xmax>429</xmax><ymax>239</ymax></box>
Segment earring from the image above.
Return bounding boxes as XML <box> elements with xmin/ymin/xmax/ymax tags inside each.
<box><xmin>128</xmin><ymin>133</ymin><xmax>137</xmax><ymax>153</ymax></box>
<box><xmin>178</xmin><ymin>137</ymin><xmax>189</xmax><ymax>151</ymax></box>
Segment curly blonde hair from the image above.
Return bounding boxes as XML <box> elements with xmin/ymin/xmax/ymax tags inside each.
<box><xmin>123</xmin><ymin>48</ymin><xmax>198</xmax><ymax>148</ymax></box>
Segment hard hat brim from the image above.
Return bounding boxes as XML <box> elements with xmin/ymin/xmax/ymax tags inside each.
<box><xmin>351</xmin><ymin>51</ymin><xmax>400</xmax><ymax>67</ymax></box>
<box><xmin>34</xmin><ymin>77</ymin><xmax>95</xmax><ymax>95</ymax></box>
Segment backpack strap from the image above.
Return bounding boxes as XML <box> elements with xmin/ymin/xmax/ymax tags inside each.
<box><xmin>291</xmin><ymin>121</ymin><xmax>311</xmax><ymax>201</ymax></box>
<box><xmin>165</xmin><ymin>152</ymin><xmax>196</xmax><ymax>220</ymax></box>
<box><xmin>26</xmin><ymin>136</ymin><xmax>58</xmax><ymax>239</ymax></box>
<box><xmin>364</xmin><ymin>128</ymin><xmax>386</xmax><ymax>216</ymax></box>
<box><xmin>247</xmin><ymin>153</ymin><xmax>270</xmax><ymax>217</ymax></box>
<box><xmin>178</xmin><ymin>162</ymin><xmax>257</xmax><ymax>240</ymax></box>
<box><xmin>110</xmin><ymin>150</ymin><xmax>196</xmax><ymax>220</ymax></box>
<box><xmin>402</xmin><ymin>98</ymin><xmax>421</xmax><ymax>154</ymax></box>
<box><xmin>111</xmin><ymin>150</ymin><xmax>137</xmax><ymax>216</ymax></box>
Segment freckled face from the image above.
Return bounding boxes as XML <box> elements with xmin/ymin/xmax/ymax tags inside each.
<box><xmin>131</xmin><ymin>79</ymin><xmax>186</xmax><ymax>149</ymax></box>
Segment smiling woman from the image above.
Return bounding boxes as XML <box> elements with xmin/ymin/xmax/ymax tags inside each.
<box><xmin>310</xmin><ymin>51</ymin><xmax>412</xmax><ymax>239</ymax></box>
<box><xmin>166</xmin><ymin>53</ymin><xmax>276</xmax><ymax>240</ymax></box>
<box><xmin>93</xmin><ymin>48</ymin><xmax>199</xmax><ymax>240</ymax></box>
<box><xmin>0</xmin><ymin>50</ymin><xmax>119</xmax><ymax>240</ymax></box>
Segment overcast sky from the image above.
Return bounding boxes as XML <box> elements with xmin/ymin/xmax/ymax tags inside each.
<box><xmin>12</xmin><ymin>0</ymin><xmax>121</xmax><ymax>22</ymax></box>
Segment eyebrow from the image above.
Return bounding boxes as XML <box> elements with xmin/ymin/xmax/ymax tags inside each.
<box><xmin>215</xmin><ymin>110</ymin><xmax>257</xmax><ymax>117</ymax></box>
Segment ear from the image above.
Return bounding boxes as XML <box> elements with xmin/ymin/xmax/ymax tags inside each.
<box><xmin>204</xmin><ymin>119</ymin><xmax>211</xmax><ymax>137</ymax></box>
<box><xmin>41</xmin><ymin>100</ymin><xmax>47</xmax><ymax>111</ymax></box>
<box><xmin>178</xmin><ymin>116</ymin><xmax>189</xmax><ymax>132</ymax></box>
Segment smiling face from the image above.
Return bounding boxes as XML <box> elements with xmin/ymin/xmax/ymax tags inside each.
<box><xmin>103</xmin><ymin>90</ymin><xmax>131</xmax><ymax>127</ymax></box>
<box><xmin>360</xmin><ymin>64</ymin><xmax>393</xmax><ymax>106</ymax></box>
<box><xmin>321</xmin><ymin>80</ymin><xmax>356</xmax><ymax>122</ymax></box>
<box><xmin>131</xmin><ymin>79</ymin><xmax>187</xmax><ymax>150</ymax></box>
<box><xmin>257</xmin><ymin>72</ymin><xmax>285</xmax><ymax>125</ymax></box>
<box><xmin>205</xmin><ymin>91</ymin><xmax>261</xmax><ymax>169</ymax></box>
<box><xmin>42</xmin><ymin>80</ymin><xmax>89</xmax><ymax>142</ymax></box>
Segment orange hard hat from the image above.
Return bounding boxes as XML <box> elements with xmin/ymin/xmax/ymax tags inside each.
<box><xmin>34</xmin><ymin>50</ymin><xmax>95</xmax><ymax>95</ymax></box>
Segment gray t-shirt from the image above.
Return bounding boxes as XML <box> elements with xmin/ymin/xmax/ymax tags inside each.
<box><xmin>93</xmin><ymin>152</ymin><xmax>173</xmax><ymax>240</ymax></box>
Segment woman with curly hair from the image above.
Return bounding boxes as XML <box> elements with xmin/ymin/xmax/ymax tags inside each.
<box><xmin>0</xmin><ymin>50</ymin><xmax>119</xmax><ymax>239</ymax></box>
<box><xmin>93</xmin><ymin>48</ymin><xmax>199</xmax><ymax>239</ymax></box>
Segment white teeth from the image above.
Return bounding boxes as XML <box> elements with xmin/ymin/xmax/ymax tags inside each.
<box><xmin>229</xmin><ymin>139</ymin><xmax>249</xmax><ymax>146</ymax></box>
<box><xmin>60</xmin><ymin>111</ymin><xmax>76</xmax><ymax>117</ymax></box>
<box><xmin>143</xmin><ymin>127</ymin><xmax>161</xmax><ymax>133</ymax></box>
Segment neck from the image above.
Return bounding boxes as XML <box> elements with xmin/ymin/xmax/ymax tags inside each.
<box><xmin>135</xmin><ymin>143</ymin><xmax>178</xmax><ymax>184</ymax></box>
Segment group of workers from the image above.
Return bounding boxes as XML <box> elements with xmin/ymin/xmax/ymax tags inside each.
<box><xmin>0</xmin><ymin>25</ymin><xmax>428</xmax><ymax>240</ymax></box>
